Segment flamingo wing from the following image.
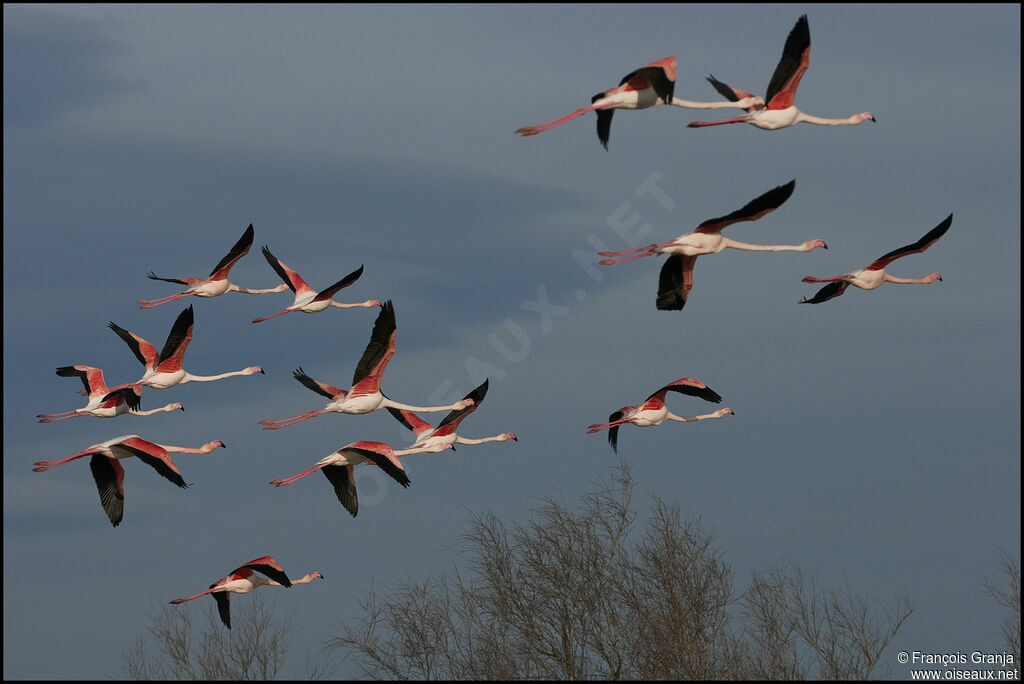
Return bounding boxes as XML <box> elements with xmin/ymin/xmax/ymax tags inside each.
<box><xmin>607</xmin><ymin>410</ymin><xmax>626</xmax><ymax>453</ymax></box>
<box><xmin>652</xmin><ymin>378</ymin><xmax>723</xmax><ymax>404</ymax></box>
<box><xmin>386</xmin><ymin>407</ymin><xmax>435</xmax><ymax>437</ymax></box>
<box><xmin>155</xmin><ymin>305</ymin><xmax>195</xmax><ymax>370</ymax></box>
<box><xmin>108</xmin><ymin>322</ymin><xmax>159</xmax><ymax>370</ymax></box>
<box><xmin>619</xmin><ymin>59</ymin><xmax>676</xmax><ymax>103</ymax></box>
<box><xmin>322</xmin><ymin>464</ymin><xmax>358</xmax><ymax>517</ymax></box>
<box><xmin>764</xmin><ymin>15</ymin><xmax>811</xmax><ymax>110</ymax></box>
<box><xmin>118</xmin><ymin>438</ymin><xmax>187</xmax><ymax>488</ymax></box>
<box><xmin>695</xmin><ymin>180</ymin><xmax>796</xmax><ymax>234</ymax></box>
<box><xmin>212</xmin><ymin>590</ymin><xmax>231</xmax><ymax>629</ymax></box>
<box><xmin>705</xmin><ymin>75</ymin><xmax>761</xmax><ymax>112</ymax></box>
<box><xmin>89</xmin><ymin>455</ymin><xmax>125</xmax><ymax>527</ymax></box>
<box><xmin>208</xmin><ymin>224</ymin><xmax>255</xmax><ymax>280</ymax></box>
<box><xmin>350</xmin><ymin>300</ymin><xmax>396</xmax><ymax>394</ymax></box>
<box><xmin>433</xmin><ymin>379</ymin><xmax>489</xmax><ymax>435</ymax></box>
<box><xmin>238</xmin><ymin>556</ymin><xmax>292</xmax><ymax>587</ymax></box>
<box><xmin>56</xmin><ymin>365</ymin><xmax>105</xmax><ymax>395</ymax></box>
<box><xmin>800</xmin><ymin>280</ymin><xmax>849</xmax><ymax>304</ymax></box>
<box><xmin>311</xmin><ymin>264</ymin><xmax>365</xmax><ymax>304</ymax></box>
<box><xmin>293</xmin><ymin>367</ymin><xmax>346</xmax><ymax>400</ymax></box>
<box><xmin>656</xmin><ymin>254</ymin><xmax>697</xmax><ymax>311</ymax></box>
<box><xmin>346</xmin><ymin>443</ymin><xmax>410</xmax><ymax>488</ymax></box>
<box><xmin>147</xmin><ymin>272</ymin><xmax>195</xmax><ymax>286</ymax></box>
<box><xmin>103</xmin><ymin>385</ymin><xmax>141</xmax><ymax>411</ymax></box>
<box><xmin>261</xmin><ymin>246</ymin><xmax>311</xmax><ymax>294</ymax></box>
<box><xmin>867</xmin><ymin>214</ymin><xmax>952</xmax><ymax>271</ymax></box>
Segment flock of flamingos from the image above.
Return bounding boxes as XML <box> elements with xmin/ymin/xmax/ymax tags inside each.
<box><xmin>33</xmin><ymin>15</ymin><xmax>951</xmax><ymax>629</ymax></box>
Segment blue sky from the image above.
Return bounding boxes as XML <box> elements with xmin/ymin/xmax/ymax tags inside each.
<box><xmin>4</xmin><ymin>4</ymin><xmax>1020</xmax><ymax>679</ymax></box>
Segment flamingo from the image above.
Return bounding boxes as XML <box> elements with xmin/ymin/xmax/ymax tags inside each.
<box><xmin>37</xmin><ymin>366</ymin><xmax>183</xmax><ymax>422</ymax></box>
<box><xmin>32</xmin><ymin>434</ymin><xmax>224</xmax><ymax>526</ymax></box>
<box><xmin>515</xmin><ymin>56</ymin><xmax>762</xmax><ymax>150</ymax></box>
<box><xmin>259</xmin><ymin>301</ymin><xmax>474</xmax><ymax>430</ymax></box>
<box><xmin>138</xmin><ymin>224</ymin><xmax>288</xmax><ymax>308</ymax></box>
<box><xmin>801</xmin><ymin>214</ymin><xmax>951</xmax><ymax>304</ymax></box>
<box><xmin>387</xmin><ymin>379</ymin><xmax>517</xmax><ymax>452</ymax></box>
<box><xmin>597</xmin><ymin>180</ymin><xmax>826</xmax><ymax>310</ymax></box>
<box><xmin>251</xmin><ymin>247</ymin><xmax>381</xmax><ymax>323</ymax></box>
<box><xmin>586</xmin><ymin>378</ymin><xmax>734</xmax><ymax>453</ymax></box>
<box><xmin>169</xmin><ymin>556</ymin><xmax>323</xmax><ymax>629</ymax></box>
<box><xmin>687</xmin><ymin>16</ymin><xmax>875</xmax><ymax>131</ymax></box>
<box><xmin>269</xmin><ymin>440</ymin><xmax>451</xmax><ymax>517</ymax></box>
<box><xmin>109</xmin><ymin>305</ymin><xmax>264</xmax><ymax>389</ymax></box>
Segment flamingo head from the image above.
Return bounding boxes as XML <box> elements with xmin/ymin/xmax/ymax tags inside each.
<box><xmin>804</xmin><ymin>239</ymin><xmax>828</xmax><ymax>251</ymax></box>
<box><xmin>172</xmin><ymin>403</ymin><xmax>185</xmax><ymax>412</ymax></box>
<box><xmin>369</xmin><ymin>300</ymin><xmax>383</xmax><ymax>308</ymax></box>
<box><xmin>927</xmin><ymin>273</ymin><xmax>943</xmax><ymax>283</ymax></box>
<box><xmin>310</xmin><ymin>571</ymin><xmax>325</xmax><ymax>580</ymax></box>
<box><xmin>505</xmin><ymin>433</ymin><xmax>518</xmax><ymax>442</ymax></box>
<box><xmin>455</xmin><ymin>398</ymin><xmax>476</xmax><ymax>410</ymax></box>
<box><xmin>209</xmin><ymin>440</ymin><xmax>227</xmax><ymax>450</ymax></box>
<box><xmin>719</xmin><ymin>408</ymin><xmax>735</xmax><ymax>417</ymax></box>
<box><xmin>857</xmin><ymin>112</ymin><xmax>876</xmax><ymax>123</ymax></box>
<box><xmin>248</xmin><ymin>367</ymin><xmax>265</xmax><ymax>375</ymax></box>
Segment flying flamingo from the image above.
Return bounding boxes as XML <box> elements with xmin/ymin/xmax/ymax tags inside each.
<box><xmin>251</xmin><ymin>247</ymin><xmax>381</xmax><ymax>323</ymax></box>
<box><xmin>169</xmin><ymin>556</ymin><xmax>323</xmax><ymax>629</ymax></box>
<box><xmin>586</xmin><ymin>378</ymin><xmax>734</xmax><ymax>453</ymax></box>
<box><xmin>801</xmin><ymin>214</ymin><xmax>951</xmax><ymax>304</ymax></box>
<box><xmin>259</xmin><ymin>301</ymin><xmax>473</xmax><ymax>430</ymax></box>
<box><xmin>269</xmin><ymin>440</ymin><xmax>450</xmax><ymax>517</ymax></box>
<box><xmin>32</xmin><ymin>434</ymin><xmax>224</xmax><ymax>526</ymax></box>
<box><xmin>138</xmin><ymin>224</ymin><xmax>288</xmax><ymax>309</ymax></box>
<box><xmin>515</xmin><ymin>56</ymin><xmax>762</xmax><ymax>149</ymax></box>
<box><xmin>387</xmin><ymin>379</ymin><xmax>517</xmax><ymax>452</ymax></box>
<box><xmin>109</xmin><ymin>305</ymin><xmax>264</xmax><ymax>389</ymax></box>
<box><xmin>687</xmin><ymin>16</ymin><xmax>875</xmax><ymax>131</ymax></box>
<box><xmin>37</xmin><ymin>366</ymin><xmax>183</xmax><ymax>422</ymax></box>
<box><xmin>598</xmin><ymin>180</ymin><xmax>826</xmax><ymax>310</ymax></box>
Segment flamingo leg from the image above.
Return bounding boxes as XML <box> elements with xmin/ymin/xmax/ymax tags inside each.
<box><xmin>252</xmin><ymin>309</ymin><xmax>292</xmax><ymax>324</ymax></box>
<box><xmin>801</xmin><ymin>276</ymin><xmax>846</xmax><ymax>283</ymax></box>
<box><xmin>599</xmin><ymin>251</ymin><xmax>657</xmax><ymax>266</ymax></box>
<box><xmin>268</xmin><ymin>464</ymin><xmax>324</xmax><ymax>487</ymax></box>
<box><xmin>169</xmin><ymin>587</ymin><xmax>220</xmax><ymax>604</ymax></box>
<box><xmin>515</xmin><ymin>103</ymin><xmax>612</xmax><ymax>136</ymax></box>
<box><xmin>597</xmin><ymin>243</ymin><xmax>661</xmax><ymax>257</ymax></box>
<box><xmin>586</xmin><ymin>416</ymin><xmax>633</xmax><ymax>432</ymax></box>
<box><xmin>687</xmin><ymin>115</ymin><xmax>754</xmax><ymax>128</ymax></box>
<box><xmin>138</xmin><ymin>292</ymin><xmax>193</xmax><ymax>309</ymax></box>
<box><xmin>32</xmin><ymin>450</ymin><xmax>95</xmax><ymax>470</ymax></box>
<box><xmin>38</xmin><ymin>413</ymin><xmax>85</xmax><ymax>423</ymax></box>
<box><xmin>36</xmin><ymin>409</ymin><xmax>78</xmax><ymax>418</ymax></box>
<box><xmin>258</xmin><ymin>410</ymin><xmax>326</xmax><ymax>429</ymax></box>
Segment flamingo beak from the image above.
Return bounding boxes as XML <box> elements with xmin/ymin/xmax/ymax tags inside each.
<box><xmin>511</xmin><ymin>434</ymin><xmax>518</xmax><ymax>441</ymax></box>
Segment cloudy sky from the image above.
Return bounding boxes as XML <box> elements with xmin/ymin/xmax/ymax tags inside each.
<box><xmin>4</xmin><ymin>4</ymin><xmax>1019</xmax><ymax>679</ymax></box>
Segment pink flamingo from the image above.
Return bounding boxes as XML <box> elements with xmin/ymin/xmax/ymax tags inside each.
<box><xmin>32</xmin><ymin>434</ymin><xmax>224</xmax><ymax>526</ymax></box>
<box><xmin>259</xmin><ymin>301</ymin><xmax>474</xmax><ymax>430</ymax></box>
<box><xmin>37</xmin><ymin>366</ymin><xmax>183</xmax><ymax>422</ymax></box>
<box><xmin>688</xmin><ymin>16</ymin><xmax>875</xmax><ymax>130</ymax></box>
<box><xmin>515</xmin><ymin>56</ymin><xmax>761</xmax><ymax>149</ymax></box>
<box><xmin>387</xmin><ymin>379</ymin><xmax>517</xmax><ymax>452</ymax></box>
<box><xmin>587</xmin><ymin>378</ymin><xmax>734</xmax><ymax>452</ymax></box>
<box><xmin>109</xmin><ymin>305</ymin><xmax>264</xmax><ymax>389</ymax></box>
<box><xmin>169</xmin><ymin>556</ymin><xmax>323</xmax><ymax>629</ymax></box>
<box><xmin>138</xmin><ymin>224</ymin><xmax>287</xmax><ymax>308</ymax></box>
<box><xmin>801</xmin><ymin>214</ymin><xmax>951</xmax><ymax>304</ymax></box>
<box><xmin>598</xmin><ymin>180</ymin><xmax>826</xmax><ymax>310</ymax></box>
<box><xmin>252</xmin><ymin>247</ymin><xmax>380</xmax><ymax>323</ymax></box>
<box><xmin>269</xmin><ymin>440</ymin><xmax>450</xmax><ymax>517</ymax></box>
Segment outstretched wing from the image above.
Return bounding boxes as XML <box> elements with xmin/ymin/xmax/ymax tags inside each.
<box><xmin>312</xmin><ymin>265</ymin><xmax>364</xmax><ymax>304</ymax></box>
<box><xmin>56</xmin><ymin>365</ymin><xmax>105</xmax><ymax>395</ymax></box>
<box><xmin>351</xmin><ymin>300</ymin><xmax>396</xmax><ymax>394</ymax></box>
<box><xmin>346</xmin><ymin>444</ymin><xmax>410</xmax><ymax>488</ymax></box>
<box><xmin>147</xmin><ymin>272</ymin><xmax>194</xmax><ymax>286</ymax></box>
<box><xmin>293</xmin><ymin>367</ymin><xmax>346</xmax><ymax>400</ymax></box>
<box><xmin>433</xmin><ymin>379</ymin><xmax>489</xmax><ymax>436</ymax></box>
<box><xmin>607</xmin><ymin>410</ymin><xmax>625</xmax><ymax>453</ymax></box>
<box><xmin>89</xmin><ymin>455</ymin><xmax>125</xmax><ymax>527</ymax></box>
<box><xmin>648</xmin><ymin>378</ymin><xmax>723</xmax><ymax>404</ymax></box>
<box><xmin>118</xmin><ymin>437</ymin><xmax>187</xmax><ymax>489</ymax></box>
<box><xmin>867</xmin><ymin>214</ymin><xmax>952</xmax><ymax>271</ymax></box>
<box><xmin>764</xmin><ymin>15</ymin><xmax>810</xmax><ymax>110</ymax></box>
<box><xmin>212</xmin><ymin>591</ymin><xmax>231</xmax><ymax>629</ymax></box>
<box><xmin>322</xmin><ymin>464</ymin><xmax>358</xmax><ymax>517</ymax></box>
<box><xmin>696</xmin><ymin>180</ymin><xmax>796</xmax><ymax>234</ymax></box>
<box><xmin>386</xmin><ymin>406</ymin><xmax>434</xmax><ymax>437</ymax></box>
<box><xmin>237</xmin><ymin>556</ymin><xmax>292</xmax><ymax>588</ymax></box>
<box><xmin>261</xmin><ymin>245</ymin><xmax>312</xmax><ymax>294</ymax></box>
<box><xmin>619</xmin><ymin>58</ymin><xmax>676</xmax><ymax>104</ymax></box>
<box><xmin>208</xmin><ymin>224</ymin><xmax>255</xmax><ymax>280</ymax></box>
<box><xmin>156</xmin><ymin>305</ymin><xmax>195</xmax><ymax>370</ymax></box>
<box><xmin>109</xmin><ymin>322</ymin><xmax>159</xmax><ymax>370</ymax></box>
<box><xmin>800</xmin><ymin>280</ymin><xmax>849</xmax><ymax>304</ymax></box>
<box><xmin>706</xmin><ymin>75</ymin><xmax>760</xmax><ymax>112</ymax></box>
<box><xmin>656</xmin><ymin>254</ymin><xmax>697</xmax><ymax>311</ymax></box>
